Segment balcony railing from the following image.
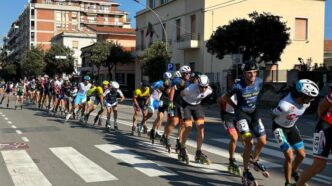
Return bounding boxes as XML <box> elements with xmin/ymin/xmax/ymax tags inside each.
<box><xmin>175</xmin><ymin>33</ymin><xmax>200</xmax><ymax>50</ymax></box>
<box><xmin>176</xmin><ymin>33</ymin><xmax>200</xmax><ymax>43</ymax></box>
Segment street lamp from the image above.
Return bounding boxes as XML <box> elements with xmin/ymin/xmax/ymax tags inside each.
<box><xmin>133</xmin><ymin>0</ymin><xmax>168</xmax><ymax>51</ymax></box>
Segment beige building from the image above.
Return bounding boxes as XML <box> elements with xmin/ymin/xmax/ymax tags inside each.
<box><xmin>136</xmin><ymin>0</ymin><xmax>325</xmax><ymax>90</ymax></box>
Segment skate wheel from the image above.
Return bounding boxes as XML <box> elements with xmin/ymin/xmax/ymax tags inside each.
<box><xmin>262</xmin><ymin>171</ymin><xmax>270</xmax><ymax>178</ymax></box>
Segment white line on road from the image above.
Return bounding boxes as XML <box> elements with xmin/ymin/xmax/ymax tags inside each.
<box><xmin>50</xmin><ymin>147</ymin><xmax>118</xmax><ymax>183</ymax></box>
<box><xmin>1</xmin><ymin>150</ymin><xmax>52</xmax><ymax>186</ymax></box>
<box><xmin>4</xmin><ymin>117</ymin><xmax>8</xmax><ymax>120</ymax></box>
<box><xmin>11</xmin><ymin>125</ymin><xmax>17</xmax><ymax>129</ymax></box>
<box><xmin>22</xmin><ymin>137</ymin><xmax>30</xmax><ymax>142</ymax></box>
<box><xmin>95</xmin><ymin>144</ymin><xmax>176</xmax><ymax>177</ymax></box>
<box><xmin>8</xmin><ymin>121</ymin><xmax>12</xmax><ymax>124</ymax></box>
<box><xmin>16</xmin><ymin>130</ymin><xmax>22</xmax><ymax>134</ymax></box>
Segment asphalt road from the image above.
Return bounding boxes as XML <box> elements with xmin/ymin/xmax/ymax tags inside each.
<box><xmin>0</xmin><ymin>99</ymin><xmax>331</xmax><ymax>186</ymax></box>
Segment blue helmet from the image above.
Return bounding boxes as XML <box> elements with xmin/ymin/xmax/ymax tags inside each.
<box><xmin>151</xmin><ymin>80</ymin><xmax>164</xmax><ymax>90</ymax></box>
<box><xmin>83</xmin><ymin>75</ymin><xmax>91</xmax><ymax>81</ymax></box>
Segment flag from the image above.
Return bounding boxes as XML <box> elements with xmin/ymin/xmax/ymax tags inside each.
<box><xmin>146</xmin><ymin>22</ymin><xmax>155</xmax><ymax>38</ymax></box>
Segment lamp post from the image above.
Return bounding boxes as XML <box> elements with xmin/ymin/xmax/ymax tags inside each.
<box><xmin>133</xmin><ymin>0</ymin><xmax>168</xmax><ymax>51</ymax></box>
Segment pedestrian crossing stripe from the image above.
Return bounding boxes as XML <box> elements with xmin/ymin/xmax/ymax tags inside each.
<box><xmin>50</xmin><ymin>147</ymin><xmax>118</xmax><ymax>182</ymax></box>
<box><xmin>95</xmin><ymin>144</ymin><xmax>176</xmax><ymax>177</ymax></box>
<box><xmin>1</xmin><ymin>150</ymin><xmax>52</xmax><ymax>186</ymax></box>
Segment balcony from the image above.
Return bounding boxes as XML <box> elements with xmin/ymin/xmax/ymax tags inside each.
<box><xmin>175</xmin><ymin>33</ymin><xmax>200</xmax><ymax>50</ymax></box>
<box><xmin>80</xmin><ymin>7</ymin><xmax>124</xmax><ymax>15</ymax></box>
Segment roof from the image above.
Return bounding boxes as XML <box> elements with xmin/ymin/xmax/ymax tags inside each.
<box><xmin>325</xmin><ymin>40</ymin><xmax>332</xmax><ymax>52</ymax></box>
<box><xmin>87</xmin><ymin>25</ymin><xmax>135</xmax><ymax>35</ymax></box>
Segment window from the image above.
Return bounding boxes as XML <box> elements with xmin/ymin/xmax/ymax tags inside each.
<box><xmin>31</xmin><ymin>32</ymin><xmax>35</xmax><ymax>40</ymax></box>
<box><xmin>176</xmin><ymin>19</ymin><xmax>181</xmax><ymax>41</ymax></box>
<box><xmin>72</xmin><ymin>41</ymin><xmax>78</xmax><ymax>49</ymax></box>
<box><xmin>149</xmin><ymin>0</ymin><xmax>155</xmax><ymax>8</ymax></box>
<box><xmin>104</xmin><ymin>15</ymin><xmax>108</xmax><ymax>22</ymax></box>
<box><xmin>191</xmin><ymin>14</ymin><xmax>196</xmax><ymax>35</ymax></box>
<box><xmin>295</xmin><ymin>18</ymin><xmax>308</xmax><ymax>40</ymax></box>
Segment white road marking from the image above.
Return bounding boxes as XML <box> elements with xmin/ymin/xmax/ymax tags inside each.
<box><xmin>95</xmin><ymin>144</ymin><xmax>176</xmax><ymax>177</ymax></box>
<box><xmin>11</xmin><ymin>125</ymin><xmax>17</xmax><ymax>128</ymax></box>
<box><xmin>22</xmin><ymin>137</ymin><xmax>30</xmax><ymax>142</ymax></box>
<box><xmin>4</xmin><ymin>117</ymin><xmax>8</xmax><ymax>120</ymax></box>
<box><xmin>50</xmin><ymin>147</ymin><xmax>117</xmax><ymax>183</ymax></box>
<box><xmin>8</xmin><ymin>121</ymin><xmax>12</xmax><ymax>124</ymax></box>
<box><xmin>1</xmin><ymin>150</ymin><xmax>52</xmax><ymax>186</ymax></box>
<box><xmin>16</xmin><ymin>130</ymin><xmax>22</xmax><ymax>134</ymax></box>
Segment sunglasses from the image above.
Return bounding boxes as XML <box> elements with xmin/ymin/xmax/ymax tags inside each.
<box><xmin>199</xmin><ymin>86</ymin><xmax>208</xmax><ymax>89</ymax></box>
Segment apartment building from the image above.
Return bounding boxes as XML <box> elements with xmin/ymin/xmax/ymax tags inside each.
<box><xmin>4</xmin><ymin>0</ymin><xmax>131</xmax><ymax>68</ymax></box>
<box><xmin>136</xmin><ymin>0</ymin><xmax>325</xmax><ymax>90</ymax></box>
<box><xmin>324</xmin><ymin>40</ymin><xmax>332</xmax><ymax>69</ymax></box>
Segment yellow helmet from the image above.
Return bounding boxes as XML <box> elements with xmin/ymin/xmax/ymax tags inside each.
<box><xmin>102</xmin><ymin>80</ymin><xmax>109</xmax><ymax>85</ymax></box>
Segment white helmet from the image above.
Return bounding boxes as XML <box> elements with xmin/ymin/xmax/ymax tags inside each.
<box><xmin>198</xmin><ymin>74</ymin><xmax>209</xmax><ymax>87</ymax></box>
<box><xmin>111</xmin><ymin>81</ymin><xmax>120</xmax><ymax>89</ymax></box>
<box><xmin>163</xmin><ymin>72</ymin><xmax>172</xmax><ymax>79</ymax></box>
<box><xmin>179</xmin><ymin>65</ymin><xmax>191</xmax><ymax>74</ymax></box>
<box><xmin>174</xmin><ymin>71</ymin><xmax>181</xmax><ymax>78</ymax></box>
<box><xmin>296</xmin><ymin>79</ymin><xmax>319</xmax><ymax>97</ymax></box>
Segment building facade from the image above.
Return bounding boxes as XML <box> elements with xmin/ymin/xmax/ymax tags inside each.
<box><xmin>324</xmin><ymin>40</ymin><xmax>332</xmax><ymax>70</ymax></box>
<box><xmin>81</xmin><ymin>26</ymin><xmax>136</xmax><ymax>92</ymax></box>
<box><xmin>3</xmin><ymin>0</ymin><xmax>131</xmax><ymax>69</ymax></box>
<box><xmin>51</xmin><ymin>31</ymin><xmax>97</xmax><ymax>74</ymax></box>
<box><xmin>136</xmin><ymin>0</ymin><xmax>325</xmax><ymax>90</ymax></box>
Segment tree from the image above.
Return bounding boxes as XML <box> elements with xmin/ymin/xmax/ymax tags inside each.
<box><xmin>206</xmin><ymin>12</ymin><xmax>290</xmax><ymax>63</ymax></box>
<box><xmin>21</xmin><ymin>46</ymin><xmax>45</xmax><ymax>78</ymax></box>
<box><xmin>141</xmin><ymin>42</ymin><xmax>171</xmax><ymax>82</ymax></box>
<box><xmin>0</xmin><ymin>63</ymin><xmax>17</xmax><ymax>81</ymax></box>
<box><xmin>103</xmin><ymin>42</ymin><xmax>132</xmax><ymax>80</ymax></box>
<box><xmin>44</xmin><ymin>44</ymin><xmax>75</xmax><ymax>77</ymax></box>
<box><xmin>89</xmin><ymin>41</ymin><xmax>109</xmax><ymax>82</ymax></box>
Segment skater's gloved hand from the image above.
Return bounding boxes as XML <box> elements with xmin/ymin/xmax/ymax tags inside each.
<box><xmin>168</xmin><ymin>102</ymin><xmax>174</xmax><ymax>110</ymax></box>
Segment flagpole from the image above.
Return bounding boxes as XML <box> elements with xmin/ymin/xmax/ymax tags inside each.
<box><xmin>133</xmin><ymin>0</ymin><xmax>168</xmax><ymax>51</ymax></box>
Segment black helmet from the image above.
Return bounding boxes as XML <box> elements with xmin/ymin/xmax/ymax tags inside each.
<box><xmin>242</xmin><ymin>61</ymin><xmax>258</xmax><ymax>72</ymax></box>
<box><xmin>141</xmin><ymin>80</ymin><xmax>150</xmax><ymax>87</ymax></box>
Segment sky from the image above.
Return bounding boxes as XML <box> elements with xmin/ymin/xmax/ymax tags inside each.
<box><xmin>0</xmin><ymin>0</ymin><xmax>331</xmax><ymax>46</ymax></box>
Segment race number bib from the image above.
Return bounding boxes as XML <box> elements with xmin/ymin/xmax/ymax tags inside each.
<box><xmin>313</xmin><ymin>131</ymin><xmax>326</xmax><ymax>155</ymax></box>
<box><xmin>236</xmin><ymin>119</ymin><xmax>249</xmax><ymax>133</ymax></box>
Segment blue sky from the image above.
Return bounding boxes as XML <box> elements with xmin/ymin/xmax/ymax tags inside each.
<box><xmin>0</xmin><ymin>0</ymin><xmax>331</xmax><ymax>46</ymax></box>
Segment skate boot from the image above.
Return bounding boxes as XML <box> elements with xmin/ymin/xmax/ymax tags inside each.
<box><xmin>292</xmin><ymin>171</ymin><xmax>308</xmax><ymax>186</ymax></box>
<box><xmin>84</xmin><ymin>114</ymin><xmax>90</xmax><ymax>125</ymax></box>
<box><xmin>285</xmin><ymin>182</ymin><xmax>296</xmax><ymax>186</ymax></box>
<box><xmin>195</xmin><ymin>150</ymin><xmax>211</xmax><ymax>165</ymax></box>
<box><xmin>131</xmin><ymin>126</ymin><xmax>136</xmax><ymax>136</ymax></box>
<box><xmin>175</xmin><ymin>139</ymin><xmax>181</xmax><ymax>154</ymax></box>
<box><xmin>113</xmin><ymin>122</ymin><xmax>118</xmax><ymax>131</ymax></box>
<box><xmin>150</xmin><ymin>128</ymin><xmax>156</xmax><ymax>144</ymax></box>
<box><xmin>65</xmin><ymin>113</ymin><xmax>72</xmax><ymax>122</ymax></box>
<box><xmin>250</xmin><ymin>158</ymin><xmax>269</xmax><ymax>178</ymax></box>
<box><xmin>143</xmin><ymin>125</ymin><xmax>148</xmax><ymax>134</ymax></box>
<box><xmin>137</xmin><ymin>122</ymin><xmax>143</xmax><ymax>137</ymax></box>
<box><xmin>93</xmin><ymin>115</ymin><xmax>100</xmax><ymax>126</ymax></box>
<box><xmin>160</xmin><ymin>134</ymin><xmax>166</xmax><ymax>145</ymax></box>
<box><xmin>79</xmin><ymin>115</ymin><xmax>84</xmax><ymax>123</ymax></box>
<box><xmin>178</xmin><ymin>147</ymin><xmax>189</xmax><ymax>165</ymax></box>
<box><xmin>228</xmin><ymin>158</ymin><xmax>242</xmax><ymax>176</ymax></box>
<box><xmin>105</xmin><ymin>119</ymin><xmax>111</xmax><ymax>132</ymax></box>
<box><xmin>164</xmin><ymin>137</ymin><xmax>171</xmax><ymax>153</ymax></box>
<box><xmin>242</xmin><ymin>170</ymin><xmax>258</xmax><ymax>186</ymax></box>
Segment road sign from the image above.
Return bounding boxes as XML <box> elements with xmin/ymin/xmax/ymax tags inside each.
<box><xmin>167</xmin><ymin>63</ymin><xmax>174</xmax><ymax>71</ymax></box>
<box><xmin>232</xmin><ymin>54</ymin><xmax>242</xmax><ymax>65</ymax></box>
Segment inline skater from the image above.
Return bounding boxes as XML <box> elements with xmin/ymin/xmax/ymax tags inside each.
<box><xmin>163</xmin><ymin>65</ymin><xmax>191</xmax><ymax>153</ymax></box>
<box><xmin>131</xmin><ymin>80</ymin><xmax>151</xmax><ymax>136</ymax></box>
<box><xmin>271</xmin><ymin>79</ymin><xmax>318</xmax><ymax>186</ymax></box>
<box><xmin>177</xmin><ymin>74</ymin><xmax>212</xmax><ymax>164</ymax></box>
<box><xmin>53</xmin><ymin>77</ymin><xmax>71</xmax><ymax>116</ymax></box>
<box><xmin>218</xmin><ymin>79</ymin><xmax>241</xmax><ymax>176</ymax></box>
<box><xmin>150</xmin><ymin>72</ymin><xmax>173</xmax><ymax>143</ymax></box>
<box><xmin>104</xmin><ymin>81</ymin><xmax>125</xmax><ymax>131</ymax></box>
<box><xmin>39</xmin><ymin>75</ymin><xmax>50</xmax><ymax>110</ymax></box>
<box><xmin>65</xmin><ymin>75</ymin><xmax>91</xmax><ymax>122</ymax></box>
<box><xmin>0</xmin><ymin>81</ymin><xmax>14</xmax><ymax>108</ymax></box>
<box><xmin>223</xmin><ymin>61</ymin><xmax>267</xmax><ymax>186</ymax></box>
<box><xmin>15</xmin><ymin>80</ymin><xmax>25</xmax><ymax>110</ymax></box>
<box><xmin>85</xmin><ymin>80</ymin><xmax>108</xmax><ymax>127</ymax></box>
<box><xmin>297</xmin><ymin>89</ymin><xmax>332</xmax><ymax>186</ymax></box>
